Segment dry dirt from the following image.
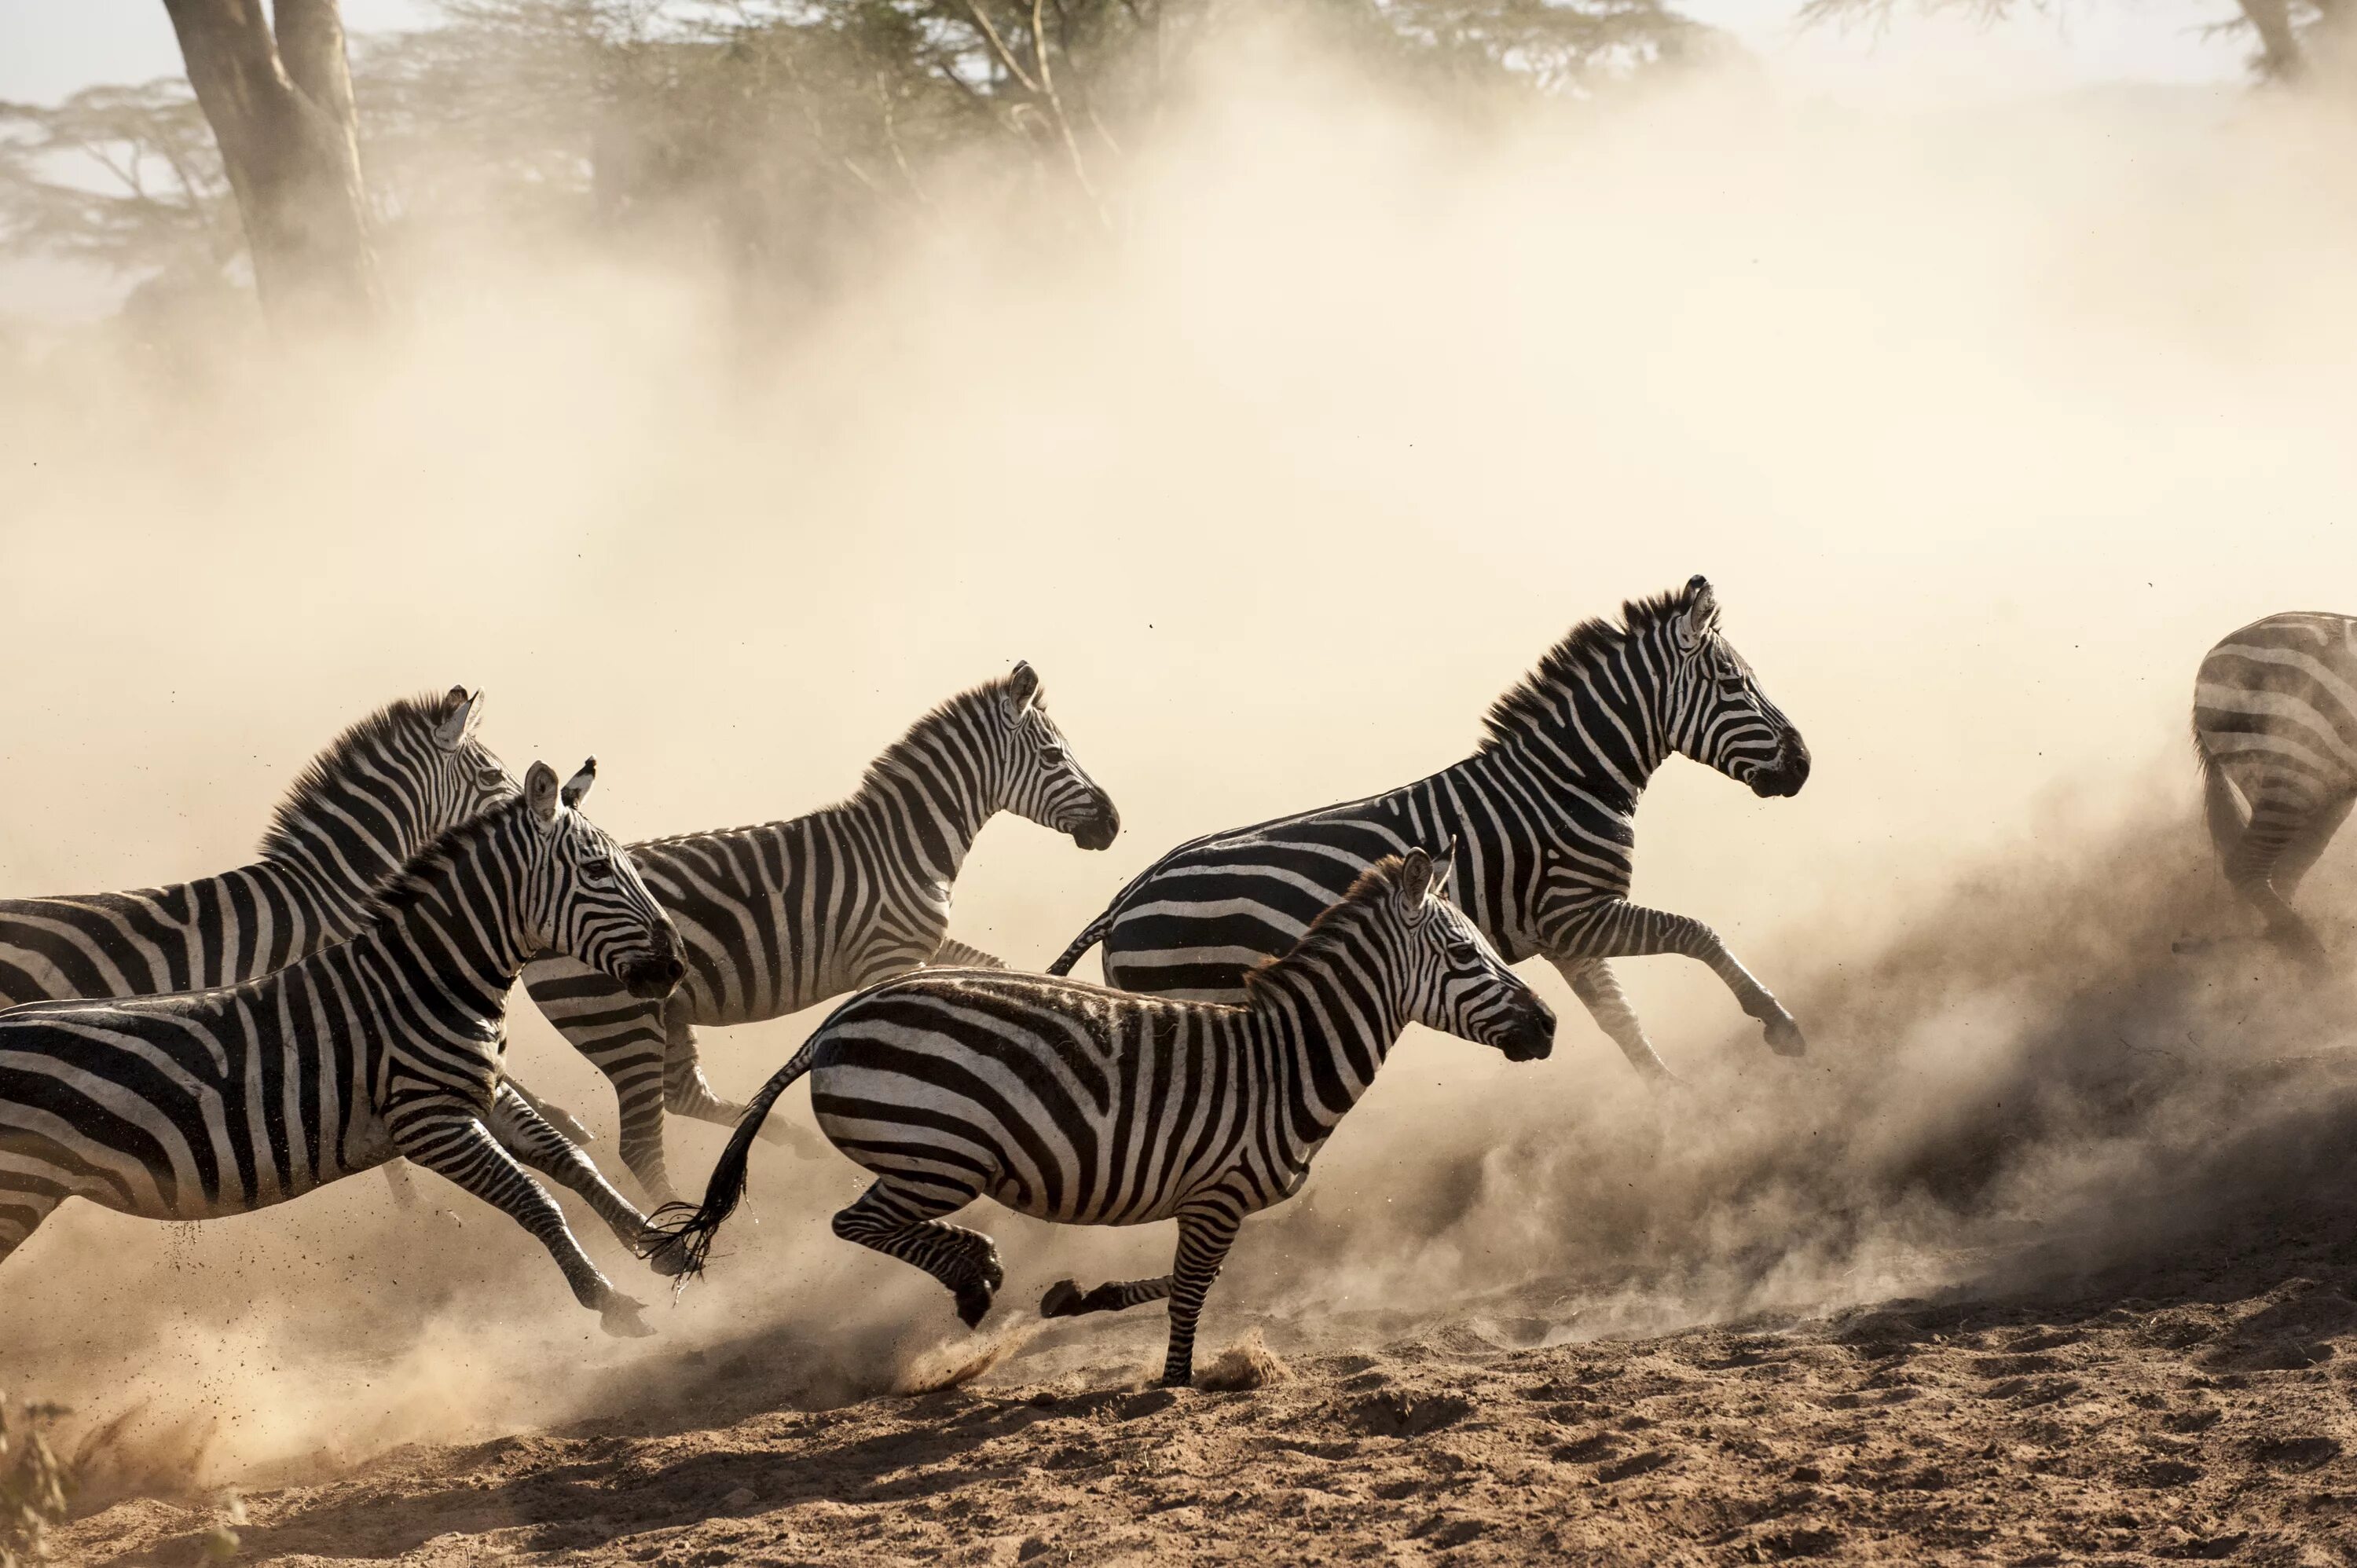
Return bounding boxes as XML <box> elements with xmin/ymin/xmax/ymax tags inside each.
<box><xmin>53</xmin><ymin>1176</ymin><xmax>2357</xmax><ymax>1567</ymax></box>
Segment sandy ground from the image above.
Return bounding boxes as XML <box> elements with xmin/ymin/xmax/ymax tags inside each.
<box><xmin>54</xmin><ymin>1172</ymin><xmax>2357</xmax><ymax>1567</ymax></box>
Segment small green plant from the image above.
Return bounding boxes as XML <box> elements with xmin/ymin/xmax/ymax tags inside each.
<box><xmin>0</xmin><ymin>1394</ymin><xmax>72</xmax><ymax>1567</ymax></box>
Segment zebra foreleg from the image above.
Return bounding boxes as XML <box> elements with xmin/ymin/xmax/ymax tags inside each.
<box><xmin>831</xmin><ymin>1177</ymin><xmax>1003</xmax><ymax>1328</ymax></box>
<box><xmin>0</xmin><ymin>1182</ymin><xmax>64</xmax><ymax>1273</ymax></box>
<box><xmin>1549</xmin><ymin>957</ymin><xmax>1675</xmax><ymax>1081</ymax></box>
<box><xmin>387</xmin><ymin>1095</ymin><xmax>652</xmax><ymax>1337</ymax></box>
<box><xmin>487</xmin><ymin>1083</ymin><xmax>665</xmax><ymax>1269</ymax></box>
<box><xmin>1040</xmin><ymin>1275</ymin><xmax>1171</xmax><ymax>1317</ymax></box>
<box><xmin>578</xmin><ymin>1027</ymin><xmax>681</xmax><ymax>1207</ymax></box>
<box><xmin>1159</xmin><ymin>1201</ymin><xmax>1244</xmax><ymax>1388</ymax></box>
<box><xmin>1549</xmin><ymin>899</ymin><xmax>1804</xmax><ymax>1057</ymax></box>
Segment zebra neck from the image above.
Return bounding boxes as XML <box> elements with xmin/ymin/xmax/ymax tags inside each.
<box><xmin>853</xmin><ymin>760</ymin><xmax>993</xmax><ymax>885</ymax></box>
<box><xmin>260</xmin><ymin>787</ymin><xmax>428</xmax><ymax>935</ymax></box>
<box><xmin>356</xmin><ymin>819</ymin><xmax>536</xmax><ymax>1023</ymax></box>
<box><xmin>1464</xmin><ymin>715</ymin><xmax>1660</xmax><ymax>819</ymax></box>
<box><xmin>1246</xmin><ymin>954</ymin><xmax>1411</xmax><ymax>1141</ymax></box>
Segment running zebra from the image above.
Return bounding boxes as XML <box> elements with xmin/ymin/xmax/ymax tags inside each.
<box><xmin>0</xmin><ymin>760</ymin><xmax>690</xmax><ymax>1336</ymax></box>
<box><xmin>523</xmin><ymin>661</ymin><xmax>1120</xmax><ymax>1202</ymax></box>
<box><xmin>1047</xmin><ymin>577</ymin><xmax>1809</xmax><ymax>1079</ymax></box>
<box><xmin>0</xmin><ymin>687</ymin><xmax>511</xmax><ymax>1004</ymax></box>
<box><xmin>2192</xmin><ymin>610</ymin><xmax>2357</xmax><ymax>967</ymax></box>
<box><xmin>649</xmin><ymin>846</ymin><xmax>1555</xmax><ymax>1387</ymax></box>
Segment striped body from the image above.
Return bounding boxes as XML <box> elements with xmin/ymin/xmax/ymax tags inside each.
<box><xmin>0</xmin><ymin>764</ymin><xmax>690</xmax><ymax>1335</ymax></box>
<box><xmin>2192</xmin><ymin>610</ymin><xmax>2357</xmax><ymax>964</ymax></box>
<box><xmin>0</xmin><ymin>688</ymin><xmax>513</xmax><ymax>1005</ymax></box>
<box><xmin>652</xmin><ymin>848</ymin><xmax>1556</xmax><ymax>1387</ymax></box>
<box><xmin>1050</xmin><ymin>577</ymin><xmax>1811</xmax><ymax>1078</ymax></box>
<box><xmin>523</xmin><ymin>663</ymin><xmax>1119</xmax><ymax>1202</ymax></box>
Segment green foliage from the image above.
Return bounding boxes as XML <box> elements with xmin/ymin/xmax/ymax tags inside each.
<box><xmin>0</xmin><ymin>1395</ymin><xmax>73</xmax><ymax>1568</ymax></box>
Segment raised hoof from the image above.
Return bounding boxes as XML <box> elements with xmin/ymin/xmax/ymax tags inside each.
<box><xmin>600</xmin><ymin>1295</ymin><xmax>656</xmax><ymax>1339</ymax></box>
<box><xmin>1762</xmin><ymin>1012</ymin><xmax>1807</xmax><ymax>1058</ymax></box>
<box><xmin>953</xmin><ymin>1280</ymin><xmax>995</xmax><ymax>1329</ymax></box>
<box><xmin>1041</xmin><ymin>1280</ymin><xmax>1084</xmax><ymax>1318</ymax></box>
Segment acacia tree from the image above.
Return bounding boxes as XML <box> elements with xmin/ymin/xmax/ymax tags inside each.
<box><xmin>159</xmin><ymin>0</ymin><xmax>379</xmax><ymax>322</ymax></box>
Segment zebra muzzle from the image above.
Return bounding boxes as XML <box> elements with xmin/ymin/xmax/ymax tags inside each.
<box><xmin>619</xmin><ymin>951</ymin><xmax>687</xmax><ymax>999</ymax></box>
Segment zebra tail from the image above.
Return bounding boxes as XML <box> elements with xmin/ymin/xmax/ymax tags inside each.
<box><xmin>1045</xmin><ymin>907</ymin><xmax>1113</xmax><ymax>976</ymax></box>
<box><xmin>641</xmin><ymin>1039</ymin><xmax>819</xmax><ymax>1282</ymax></box>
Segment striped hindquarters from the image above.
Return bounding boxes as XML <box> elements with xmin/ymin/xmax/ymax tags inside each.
<box><xmin>2194</xmin><ymin>612</ymin><xmax>2357</xmax><ymax>804</ymax></box>
<box><xmin>807</xmin><ymin>976</ymin><xmax>1260</xmax><ymax>1225</ymax></box>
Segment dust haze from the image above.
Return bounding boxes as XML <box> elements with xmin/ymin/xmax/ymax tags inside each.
<box><xmin>5</xmin><ymin>16</ymin><xmax>2356</xmax><ymax>1492</ymax></box>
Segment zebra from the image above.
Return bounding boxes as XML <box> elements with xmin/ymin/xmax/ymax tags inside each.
<box><xmin>1045</xmin><ymin>576</ymin><xmax>1809</xmax><ymax>1080</ymax></box>
<box><xmin>0</xmin><ymin>687</ymin><xmax>512</xmax><ymax>1005</ymax></box>
<box><xmin>2190</xmin><ymin>610</ymin><xmax>2357</xmax><ymax>967</ymax></box>
<box><xmin>520</xmin><ymin>661</ymin><xmax>1120</xmax><ymax>1203</ymax></box>
<box><xmin>0</xmin><ymin>759</ymin><xmax>691</xmax><ymax>1336</ymax></box>
<box><xmin>647</xmin><ymin>844</ymin><xmax>1555</xmax><ymax>1387</ymax></box>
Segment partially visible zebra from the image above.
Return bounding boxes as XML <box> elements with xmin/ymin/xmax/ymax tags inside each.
<box><xmin>2192</xmin><ymin>610</ymin><xmax>2357</xmax><ymax>967</ymax></box>
<box><xmin>1047</xmin><ymin>577</ymin><xmax>1809</xmax><ymax>1079</ymax></box>
<box><xmin>0</xmin><ymin>760</ymin><xmax>690</xmax><ymax>1335</ymax></box>
<box><xmin>0</xmin><ymin>687</ymin><xmax>512</xmax><ymax>1003</ymax></box>
<box><xmin>649</xmin><ymin>845</ymin><xmax>1555</xmax><ymax>1387</ymax></box>
<box><xmin>522</xmin><ymin>661</ymin><xmax>1120</xmax><ymax>1202</ymax></box>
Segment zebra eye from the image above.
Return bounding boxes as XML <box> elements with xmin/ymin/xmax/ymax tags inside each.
<box><xmin>583</xmin><ymin>857</ymin><xmax>614</xmax><ymax>885</ymax></box>
<box><xmin>1040</xmin><ymin>742</ymin><xmax>1066</xmax><ymax>764</ymax></box>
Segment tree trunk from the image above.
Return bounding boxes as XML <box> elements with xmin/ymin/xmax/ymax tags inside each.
<box><xmin>2238</xmin><ymin>0</ymin><xmax>2307</xmax><ymax>79</ymax></box>
<box><xmin>159</xmin><ymin>0</ymin><xmax>380</xmax><ymax>326</ymax></box>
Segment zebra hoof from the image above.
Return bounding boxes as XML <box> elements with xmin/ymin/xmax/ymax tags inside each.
<box><xmin>954</xmin><ymin>1280</ymin><xmax>995</xmax><ymax>1329</ymax></box>
<box><xmin>600</xmin><ymin>1294</ymin><xmax>656</xmax><ymax>1339</ymax></box>
<box><xmin>642</xmin><ymin>1233</ymin><xmax>691</xmax><ymax>1278</ymax></box>
<box><xmin>1041</xmin><ymin>1280</ymin><xmax>1083</xmax><ymax>1318</ymax></box>
<box><xmin>1762</xmin><ymin>1013</ymin><xmax>1806</xmax><ymax>1057</ymax></box>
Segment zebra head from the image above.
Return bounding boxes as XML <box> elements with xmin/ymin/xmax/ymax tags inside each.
<box><xmin>993</xmin><ymin>661</ymin><xmax>1122</xmax><ymax>852</ymax></box>
<box><xmin>1387</xmin><ymin>844</ymin><xmax>1555</xmax><ymax>1062</ymax></box>
<box><xmin>521</xmin><ymin>759</ymin><xmax>685</xmax><ymax>1000</ymax></box>
<box><xmin>1655</xmin><ymin>577</ymin><xmax>1810</xmax><ymax>799</ymax></box>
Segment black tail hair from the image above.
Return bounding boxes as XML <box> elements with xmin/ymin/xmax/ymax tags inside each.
<box><xmin>640</xmin><ymin>1039</ymin><xmax>819</xmax><ymax>1281</ymax></box>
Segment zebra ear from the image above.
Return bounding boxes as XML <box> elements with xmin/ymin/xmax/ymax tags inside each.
<box><xmin>434</xmin><ymin>687</ymin><xmax>485</xmax><ymax>749</ymax></box>
<box><xmin>1430</xmin><ymin>837</ymin><xmax>1458</xmax><ymax>902</ymax></box>
<box><xmin>1395</xmin><ymin>847</ymin><xmax>1435</xmax><ymax>922</ymax></box>
<box><xmin>1004</xmin><ymin>661</ymin><xmax>1042</xmax><ymax>716</ymax></box>
<box><xmin>525</xmin><ymin>760</ymin><xmax>562</xmax><ymax>822</ymax></box>
<box><xmin>560</xmin><ymin>757</ymin><xmax>596</xmax><ymax>810</ymax></box>
<box><xmin>1674</xmin><ymin>576</ymin><xmax>1721</xmax><ymax>654</ymax></box>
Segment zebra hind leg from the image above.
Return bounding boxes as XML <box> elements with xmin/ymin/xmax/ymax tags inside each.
<box><xmin>832</xmin><ymin>1177</ymin><xmax>1003</xmax><ymax>1328</ymax></box>
<box><xmin>2227</xmin><ymin>787</ymin><xmax>2335</xmax><ymax>970</ymax></box>
<box><xmin>0</xmin><ymin>1181</ymin><xmax>64</xmax><ymax>1272</ymax></box>
<box><xmin>1040</xmin><ymin>1275</ymin><xmax>1172</xmax><ymax>1318</ymax></box>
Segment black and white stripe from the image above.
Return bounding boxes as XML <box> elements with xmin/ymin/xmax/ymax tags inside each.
<box><xmin>651</xmin><ymin>846</ymin><xmax>1555</xmax><ymax>1387</ymax></box>
<box><xmin>0</xmin><ymin>687</ymin><xmax>514</xmax><ymax>1005</ymax></box>
<box><xmin>522</xmin><ymin>661</ymin><xmax>1120</xmax><ymax>1202</ymax></box>
<box><xmin>1047</xmin><ymin>577</ymin><xmax>1810</xmax><ymax>1078</ymax></box>
<box><xmin>2192</xmin><ymin>610</ymin><xmax>2357</xmax><ymax>966</ymax></box>
<box><xmin>0</xmin><ymin>760</ymin><xmax>690</xmax><ymax>1335</ymax></box>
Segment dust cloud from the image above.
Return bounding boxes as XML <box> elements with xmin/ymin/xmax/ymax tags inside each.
<box><xmin>4</xmin><ymin>13</ymin><xmax>2356</xmax><ymax>1493</ymax></box>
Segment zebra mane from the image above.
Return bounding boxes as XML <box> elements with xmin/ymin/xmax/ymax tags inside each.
<box><xmin>1475</xmin><ymin>588</ymin><xmax>1692</xmax><ymax>753</ymax></box>
<box><xmin>256</xmin><ymin>691</ymin><xmax>456</xmax><ymax>863</ymax></box>
<box><xmin>354</xmin><ymin>795</ymin><xmax>525</xmax><ymax>923</ymax></box>
<box><xmin>1242</xmin><ymin>855</ymin><xmax>1415</xmax><ymax>997</ymax></box>
<box><xmin>855</xmin><ymin>672</ymin><xmax>1023</xmax><ymax>798</ymax></box>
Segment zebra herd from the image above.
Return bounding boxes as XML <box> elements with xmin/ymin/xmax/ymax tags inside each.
<box><xmin>5</xmin><ymin>583</ymin><xmax>2354</xmax><ymax>1387</ymax></box>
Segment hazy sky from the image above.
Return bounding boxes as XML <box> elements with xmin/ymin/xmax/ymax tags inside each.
<box><xmin>0</xmin><ymin>0</ymin><xmax>2248</xmax><ymax>107</ymax></box>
